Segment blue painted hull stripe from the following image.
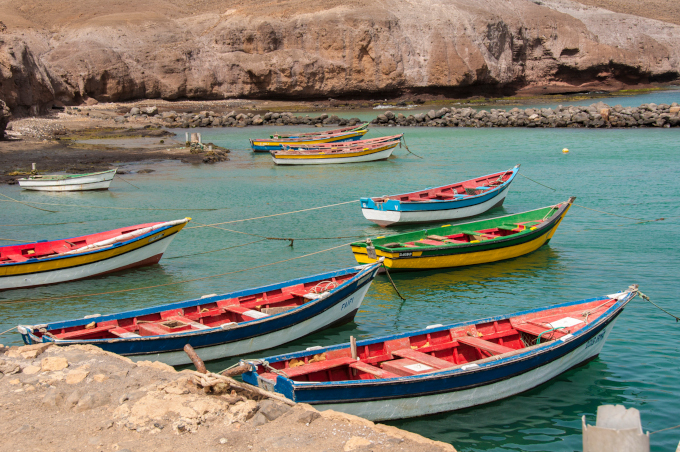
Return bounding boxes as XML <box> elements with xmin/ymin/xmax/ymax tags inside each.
<box><xmin>360</xmin><ymin>167</ymin><xmax>518</xmax><ymax>213</ymax></box>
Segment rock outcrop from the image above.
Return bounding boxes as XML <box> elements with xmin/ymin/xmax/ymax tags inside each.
<box><xmin>0</xmin><ymin>99</ymin><xmax>9</xmax><ymax>137</ymax></box>
<box><xmin>0</xmin><ymin>0</ymin><xmax>679</xmax><ymax>112</ymax></box>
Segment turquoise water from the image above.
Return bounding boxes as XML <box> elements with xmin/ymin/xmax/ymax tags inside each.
<box><xmin>1</xmin><ymin>124</ymin><xmax>680</xmax><ymax>451</ymax></box>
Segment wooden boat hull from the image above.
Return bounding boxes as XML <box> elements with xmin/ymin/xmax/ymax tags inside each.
<box><xmin>352</xmin><ymin>199</ymin><xmax>573</xmax><ymax>270</ymax></box>
<box><xmin>0</xmin><ymin>220</ymin><xmax>189</xmax><ymax>290</ymax></box>
<box><xmin>242</xmin><ymin>289</ymin><xmax>635</xmax><ymax>421</ymax></box>
<box><xmin>250</xmin><ymin>130</ymin><xmax>368</xmax><ymax>152</ymax></box>
<box><xmin>18</xmin><ymin>169</ymin><xmax>116</xmax><ymax>191</ymax></box>
<box><xmin>360</xmin><ymin>165</ymin><xmax>519</xmax><ymax>227</ymax></box>
<box><xmin>269</xmin><ymin>123</ymin><xmax>369</xmax><ymax>140</ymax></box>
<box><xmin>18</xmin><ymin>263</ymin><xmax>382</xmax><ymax>366</ymax></box>
<box><xmin>272</xmin><ymin>143</ymin><xmax>397</xmax><ymax>165</ymax></box>
<box><xmin>362</xmin><ymin>186</ymin><xmax>509</xmax><ymax>227</ymax></box>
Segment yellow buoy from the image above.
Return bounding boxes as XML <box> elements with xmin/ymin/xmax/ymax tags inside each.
<box><xmin>562</xmin><ymin>148</ymin><xmax>569</xmax><ymax>153</ymax></box>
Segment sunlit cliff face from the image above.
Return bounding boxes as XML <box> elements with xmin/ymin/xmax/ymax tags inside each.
<box><xmin>0</xmin><ymin>0</ymin><xmax>679</xmax><ymax>111</ymax></box>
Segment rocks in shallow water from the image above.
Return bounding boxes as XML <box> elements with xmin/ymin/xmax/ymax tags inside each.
<box><xmin>137</xmin><ymin>168</ymin><xmax>155</xmax><ymax>174</ymax></box>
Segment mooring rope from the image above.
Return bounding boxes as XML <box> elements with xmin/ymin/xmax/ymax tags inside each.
<box><xmin>185</xmin><ymin>200</ymin><xmax>360</xmax><ymax>229</ymax></box>
<box><xmin>0</xmin><ymin>238</ymin><xmax>29</xmax><ymax>242</ymax></box>
<box><xmin>192</xmin><ymin>221</ymin><xmax>366</xmax><ymax>246</ymax></box>
<box><xmin>115</xmin><ymin>174</ymin><xmax>140</xmax><ymax>189</ymax></box>
<box><xmin>401</xmin><ymin>135</ymin><xmax>425</xmax><ymax>159</ymax></box>
<box><xmin>638</xmin><ymin>291</ymin><xmax>680</xmax><ymax>322</ymax></box>
<box><xmin>164</xmin><ymin>239</ymin><xmax>267</xmax><ymax>259</ymax></box>
<box><xmin>0</xmin><ymin>198</ymin><xmax>219</xmax><ymax>211</ymax></box>
<box><xmin>518</xmin><ymin>173</ymin><xmax>670</xmax><ymax>223</ymax></box>
<box><xmin>650</xmin><ymin>423</ymin><xmax>680</xmax><ymax>434</ymax></box>
<box><xmin>3</xmin><ymin>241</ymin><xmax>355</xmax><ymax>304</ymax></box>
<box><xmin>0</xmin><ymin>192</ymin><xmax>57</xmax><ymax>213</ymax></box>
<box><xmin>0</xmin><ymin>217</ymin><xmax>131</xmax><ymax>227</ymax></box>
<box><xmin>0</xmin><ymin>326</ymin><xmax>17</xmax><ymax>335</ymax></box>
<box><xmin>382</xmin><ymin>263</ymin><xmax>406</xmax><ymax>300</ymax></box>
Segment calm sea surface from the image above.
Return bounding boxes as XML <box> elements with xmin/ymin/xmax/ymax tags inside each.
<box><xmin>1</xmin><ymin>95</ymin><xmax>679</xmax><ymax>451</ymax></box>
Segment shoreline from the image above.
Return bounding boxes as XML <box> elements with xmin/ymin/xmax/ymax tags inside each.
<box><xmin>1</xmin><ymin>94</ymin><xmax>678</xmax><ymax>185</ymax></box>
<box><xmin>0</xmin><ymin>342</ymin><xmax>455</xmax><ymax>451</ymax></box>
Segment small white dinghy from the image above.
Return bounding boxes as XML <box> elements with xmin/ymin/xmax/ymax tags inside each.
<box><xmin>18</xmin><ymin>169</ymin><xmax>117</xmax><ymax>191</ymax></box>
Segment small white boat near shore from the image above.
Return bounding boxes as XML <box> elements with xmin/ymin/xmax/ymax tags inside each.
<box><xmin>18</xmin><ymin>169</ymin><xmax>117</xmax><ymax>191</ymax></box>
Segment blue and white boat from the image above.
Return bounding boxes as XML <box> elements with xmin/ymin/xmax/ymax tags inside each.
<box><xmin>242</xmin><ymin>285</ymin><xmax>637</xmax><ymax>421</ymax></box>
<box><xmin>360</xmin><ymin>165</ymin><xmax>520</xmax><ymax>227</ymax></box>
<box><xmin>17</xmin><ymin>261</ymin><xmax>383</xmax><ymax>366</ymax></box>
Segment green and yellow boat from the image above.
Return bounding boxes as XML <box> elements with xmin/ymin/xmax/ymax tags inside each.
<box><xmin>351</xmin><ymin>197</ymin><xmax>575</xmax><ymax>270</ymax></box>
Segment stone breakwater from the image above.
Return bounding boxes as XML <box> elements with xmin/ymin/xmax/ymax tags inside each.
<box><xmin>371</xmin><ymin>102</ymin><xmax>680</xmax><ymax>128</ymax></box>
<box><xmin>94</xmin><ymin>102</ymin><xmax>680</xmax><ymax>129</ymax></box>
<box><xmin>47</xmin><ymin>101</ymin><xmax>680</xmax><ymax>132</ymax></box>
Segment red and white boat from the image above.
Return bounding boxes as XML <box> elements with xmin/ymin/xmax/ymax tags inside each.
<box><xmin>0</xmin><ymin>219</ymin><xmax>190</xmax><ymax>290</ymax></box>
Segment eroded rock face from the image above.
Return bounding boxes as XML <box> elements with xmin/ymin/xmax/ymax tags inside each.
<box><xmin>0</xmin><ymin>0</ymin><xmax>679</xmax><ymax>111</ymax></box>
<box><xmin>0</xmin><ymin>100</ymin><xmax>9</xmax><ymax>137</ymax></box>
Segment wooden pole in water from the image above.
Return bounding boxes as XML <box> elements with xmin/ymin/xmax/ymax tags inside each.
<box><xmin>350</xmin><ymin>336</ymin><xmax>357</xmax><ymax>359</ymax></box>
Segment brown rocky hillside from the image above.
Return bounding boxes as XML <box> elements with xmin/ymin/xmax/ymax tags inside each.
<box><xmin>0</xmin><ymin>0</ymin><xmax>679</xmax><ymax>113</ymax></box>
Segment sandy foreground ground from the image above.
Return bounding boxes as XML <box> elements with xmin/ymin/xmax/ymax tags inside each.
<box><xmin>0</xmin><ymin>342</ymin><xmax>455</xmax><ymax>452</ymax></box>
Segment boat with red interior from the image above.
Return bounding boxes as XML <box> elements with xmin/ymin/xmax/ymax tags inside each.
<box><xmin>0</xmin><ymin>218</ymin><xmax>190</xmax><ymax>290</ymax></box>
<box><xmin>18</xmin><ymin>261</ymin><xmax>383</xmax><ymax>365</ymax></box>
<box><xmin>272</xmin><ymin>135</ymin><xmax>403</xmax><ymax>165</ymax></box>
<box><xmin>360</xmin><ymin>165</ymin><xmax>520</xmax><ymax>226</ymax></box>
<box><xmin>242</xmin><ymin>285</ymin><xmax>638</xmax><ymax>421</ymax></box>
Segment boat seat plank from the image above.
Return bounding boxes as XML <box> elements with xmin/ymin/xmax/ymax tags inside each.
<box><xmin>110</xmin><ymin>327</ymin><xmax>141</xmax><ymax>338</ymax></box>
<box><xmin>427</xmin><ymin>235</ymin><xmax>454</xmax><ymax>242</ymax></box>
<box><xmin>57</xmin><ymin>325</ymin><xmax>115</xmax><ymax>340</ymax></box>
<box><xmin>391</xmin><ymin>349</ymin><xmax>455</xmax><ymax>369</ymax></box>
<box><xmin>457</xmin><ymin>336</ymin><xmax>514</xmax><ymax>355</ymax></box>
<box><xmin>282</xmin><ymin>357</ymin><xmax>357</xmax><ymax>378</ymax></box>
<box><xmin>349</xmin><ymin>361</ymin><xmax>401</xmax><ymax>379</ymax></box>
<box><xmin>5</xmin><ymin>254</ymin><xmax>29</xmax><ymax>263</ymax></box>
<box><xmin>169</xmin><ymin>316</ymin><xmax>212</xmax><ymax>330</ymax></box>
<box><xmin>419</xmin><ymin>239</ymin><xmax>445</xmax><ymax>246</ymax></box>
<box><xmin>222</xmin><ymin>305</ymin><xmax>251</xmax><ymax>315</ymax></box>
<box><xmin>512</xmin><ymin>322</ymin><xmax>567</xmax><ymax>339</ymax></box>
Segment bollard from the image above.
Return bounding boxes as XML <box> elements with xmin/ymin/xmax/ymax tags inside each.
<box><xmin>32</xmin><ymin>163</ymin><xmax>36</xmax><ymax>171</ymax></box>
<box><xmin>208</xmin><ymin>145</ymin><xmax>212</xmax><ymax>151</ymax></box>
<box><xmin>198</xmin><ymin>133</ymin><xmax>202</xmax><ymax>144</ymax></box>
<box><xmin>583</xmin><ymin>405</ymin><xmax>649</xmax><ymax>452</ymax></box>
<box><xmin>183</xmin><ymin>344</ymin><xmax>207</xmax><ymax>374</ymax></box>
<box><xmin>185</xmin><ymin>132</ymin><xmax>189</xmax><ymax>142</ymax></box>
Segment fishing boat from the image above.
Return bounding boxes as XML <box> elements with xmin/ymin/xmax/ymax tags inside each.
<box><xmin>17</xmin><ymin>169</ymin><xmax>117</xmax><ymax>191</ymax></box>
<box><xmin>351</xmin><ymin>198</ymin><xmax>575</xmax><ymax>270</ymax></box>
<box><xmin>361</xmin><ymin>165</ymin><xmax>520</xmax><ymax>227</ymax></box>
<box><xmin>268</xmin><ymin>123</ymin><xmax>369</xmax><ymax>139</ymax></box>
<box><xmin>17</xmin><ymin>261</ymin><xmax>384</xmax><ymax>365</ymax></box>
<box><xmin>250</xmin><ymin>129</ymin><xmax>369</xmax><ymax>152</ymax></box>
<box><xmin>0</xmin><ymin>218</ymin><xmax>190</xmax><ymax>290</ymax></box>
<box><xmin>271</xmin><ymin>135</ymin><xmax>403</xmax><ymax>165</ymax></box>
<box><xmin>242</xmin><ymin>285</ymin><xmax>638</xmax><ymax>421</ymax></box>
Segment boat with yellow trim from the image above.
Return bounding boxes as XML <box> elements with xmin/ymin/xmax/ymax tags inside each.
<box><xmin>267</xmin><ymin>122</ymin><xmax>369</xmax><ymax>140</ymax></box>
<box><xmin>350</xmin><ymin>198</ymin><xmax>574</xmax><ymax>270</ymax></box>
<box><xmin>0</xmin><ymin>218</ymin><xmax>190</xmax><ymax>290</ymax></box>
<box><xmin>250</xmin><ymin>129</ymin><xmax>369</xmax><ymax>152</ymax></box>
<box><xmin>271</xmin><ymin>135</ymin><xmax>403</xmax><ymax>165</ymax></box>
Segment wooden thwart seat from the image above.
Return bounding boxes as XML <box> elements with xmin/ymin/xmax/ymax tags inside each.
<box><xmin>456</xmin><ymin>336</ymin><xmax>514</xmax><ymax>355</ymax></box>
<box><xmin>281</xmin><ymin>357</ymin><xmax>357</xmax><ymax>378</ymax></box>
<box><xmin>391</xmin><ymin>348</ymin><xmax>455</xmax><ymax>369</ymax></box>
<box><xmin>349</xmin><ymin>361</ymin><xmax>400</xmax><ymax>379</ymax></box>
<box><xmin>57</xmin><ymin>325</ymin><xmax>115</xmax><ymax>340</ymax></box>
<box><xmin>513</xmin><ymin>322</ymin><xmax>568</xmax><ymax>339</ymax></box>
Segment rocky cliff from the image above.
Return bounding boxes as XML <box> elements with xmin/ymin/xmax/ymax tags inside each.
<box><xmin>0</xmin><ymin>0</ymin><xmax>679</xmax><ymax>113</ymax></box>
